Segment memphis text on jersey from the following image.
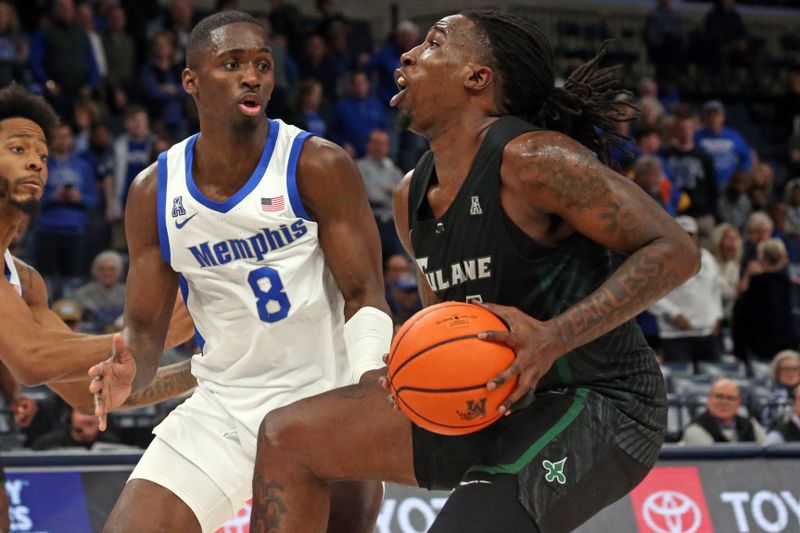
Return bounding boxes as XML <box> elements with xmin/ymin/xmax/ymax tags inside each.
<box><xmin>187</xmin><ymin>220</ymin><xmax>308</xmax><ymax>268</ymax></box>
<box><xmin>415</xmin><ymin>256</ymin><xmax>492</xmax><ymax>291</ymax></box>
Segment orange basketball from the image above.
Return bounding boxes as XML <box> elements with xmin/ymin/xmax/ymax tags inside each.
<box><xmin>387</xmin><ymin>302</ymin><xmax>518</xmax><ymax>436</ymax></box>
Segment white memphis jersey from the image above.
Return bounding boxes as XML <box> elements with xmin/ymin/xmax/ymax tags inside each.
<box><xmin>3</xmin><ymin>250</ymin><xmax>22</xmax><ymax>297</ymax></box>
<box><xmin>157</xmin><ymin>119</ymin><xmax>348</xmax><ymax>432</ymax></box>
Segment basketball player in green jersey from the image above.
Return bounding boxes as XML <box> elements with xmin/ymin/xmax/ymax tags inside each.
<box><xmin>246</xmin><ymin>10</ymin><xmax>699</xmax><ymax>532</ymax></box>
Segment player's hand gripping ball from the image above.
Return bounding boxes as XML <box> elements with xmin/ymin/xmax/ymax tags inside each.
<box><xmin>387</xmin><ymin>302</ymin><xmax>518</xmax><ymax>435</ymax></box>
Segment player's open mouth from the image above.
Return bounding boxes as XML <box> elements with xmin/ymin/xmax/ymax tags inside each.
<box><xmin>390</xmin><ymin>71</ymin><xmax>408</xmax><ymax>108</ymax></box>
<box><xmin>238</xmin><ymin>94</ymin><xmax>262</xmax><ymax>117</ymax></box>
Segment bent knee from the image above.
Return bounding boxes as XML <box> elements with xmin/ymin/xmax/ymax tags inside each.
<box><xmin>257</xmin><ymin>404</ymin><xmax>307</xmax><ymax>454</ymax></box>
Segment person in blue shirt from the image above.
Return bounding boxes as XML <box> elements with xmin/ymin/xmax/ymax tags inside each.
<box><xmin>332</xmin><ymin>70</ymin><xmax>386</xmax><ymax>158</ymax></box>
<box><xmin>694</xmin><ymin>100</ymin><xmax>752</xmax><ymax>189</ymax></box>
<box><xmin>112</xmin><ymin>105</ymin><xmax>155</xmax><ymax>216</ymax></box>
<box><xmin>362</xmin><ymin>20</ymin><xmax>420</xmax><ymax>108</ymax></box>
<box><xmin>34</xmin><ymin>123</ymin><xmax>99</xmax><ymax>283</ymax></box>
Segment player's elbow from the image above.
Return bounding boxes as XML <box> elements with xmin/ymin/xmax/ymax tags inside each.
<box><xmin>673</xmin><ymin>233</ymin><xmax>702</xmax><ymax>282</ymax></box>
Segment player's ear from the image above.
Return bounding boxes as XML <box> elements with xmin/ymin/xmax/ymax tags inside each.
<box><xmin>464</xmin><ymin>64</ymin><xmax>493</xmax><ymax>92</ymax></box>
<box><xmin>182</xmin><ymin>68</ymin><xmax>198</xmax><ymax>96</ymax></box>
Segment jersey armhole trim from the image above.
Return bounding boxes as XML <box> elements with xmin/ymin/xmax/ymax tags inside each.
<box><xmin>156</xmin><ymin>151</ymin><xmax>171</xmax><ymax>266</ymax></box>
<box><xmin>287</xmin><ymin>131</ymin><xmax>313</xmax><ymax>222</ymax></box>
<box><xmin>177</xmin><ymin>273</ymin><xmax>205</xmax><ymax>352</ymax></box>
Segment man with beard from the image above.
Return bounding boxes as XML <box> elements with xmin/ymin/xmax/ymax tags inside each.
<box><xmin>247</xmin><ymin>10</ymin><xmax>698</xmax><ymax>532</ymax></box>
<box><xmin>89</xmin><ymin>11</ymin><xmax>387</xmax><ymax>533</ymax></box>
<box><xmin>0</xmin><ymin>83</ymin><xmax>196</xmax><ymax>412</ymax></box>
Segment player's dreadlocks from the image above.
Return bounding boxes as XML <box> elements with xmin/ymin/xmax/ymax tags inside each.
<box><xmin>461</xmin><ymin>9</ymin><xmax>635</xmax><ymax>165</ymax></box>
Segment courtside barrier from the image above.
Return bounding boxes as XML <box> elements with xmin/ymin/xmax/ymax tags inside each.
<box><xmin>4</xmin><ymin>444</ymin><xmax>800</xmax><ymax>532</ymax></box>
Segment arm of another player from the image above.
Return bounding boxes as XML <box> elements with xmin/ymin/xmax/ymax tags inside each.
<box><xmin>0</xmin><ymin>267</ymin><xmax>111</xmax><ymax>386</ymax></box>
<box><xmin>296</xmin><ymin>137</ymin><xmax>392</xmax><ymax>384</ymax></box>
<box><xmin>481</xmin><ymin>131</ymin><xmax>700</xmax><ymax>411</ymax></box>
<box><xmin>392</xmin><ymin>172</ymin><xmax>441</xmax><ymax>308</ymax></box>
<box><xmin>20</xmin><ymin>259</ymin><xmax>196</xmax><ymax>413</ymax></box>
<box><xmin>89</xmin><ymin>163</ymin><xmax>180</xmax><ymax>419</ymax></box>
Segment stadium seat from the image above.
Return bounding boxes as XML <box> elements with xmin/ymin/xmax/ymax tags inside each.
<box><xmin>697</xmin><ymin>361</ymin><xmax>748</xmax><ymax>379</ymax></box>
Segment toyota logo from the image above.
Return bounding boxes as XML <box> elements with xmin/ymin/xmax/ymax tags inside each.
<box><xmin>642</xmin><ymin>490</ymin><xmax>702</xmax><ymax>533</ymax></box>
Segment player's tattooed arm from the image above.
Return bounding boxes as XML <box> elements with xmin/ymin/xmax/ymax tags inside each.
<box><xmin>122</xmin><ymin>359</ymin><xmax>196</xmax><ymax>409</ymax></box>
<box><xmin>505</xmin><ymin>131</ymin><xmax>700</xmax><ymax>354</ymax></box>
<box><xmin>251</xmin><ymin>477</ymin><xmax>288</xmax><ymax>531</ymax></box>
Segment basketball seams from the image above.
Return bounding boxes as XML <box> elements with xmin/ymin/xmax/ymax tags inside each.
<box><xmin>388</xmin><ymin>301</ymin><xmax>472</xmax><ymax>365</ymax></box>
<box><xmin>389</xmin><ymin>333</ymin><xmax>480</xmax><ymax>383</ymax></box>
<box><xmin>394</xmin><ymin>388</ymin><xmax>501</xmax><ymax>433</ymax></box>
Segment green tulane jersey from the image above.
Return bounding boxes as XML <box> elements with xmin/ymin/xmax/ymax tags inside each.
<box><xmin>407</xmin><ymin>116</ymin><xmax>666</xmax><ymax>465</ymax></box>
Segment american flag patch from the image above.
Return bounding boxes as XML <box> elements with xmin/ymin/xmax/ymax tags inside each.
<box><xmin>261</xmin><ymin>196</ymin><xmax>285</xmax><ymax>212</ymax></box>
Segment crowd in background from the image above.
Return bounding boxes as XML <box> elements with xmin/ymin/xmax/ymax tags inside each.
<box><xmin>1</xmin><ymin>0</ymin><xmax>800</xmax><ymax>450</ymax></box>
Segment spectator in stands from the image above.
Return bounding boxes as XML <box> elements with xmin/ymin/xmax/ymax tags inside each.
<box><xmin>703</xmin><ymin>0</ymin><xmax>755</xmax><ymax>73</ymax></box>
<box><xmin>34</xmin><ymin>123</ymin><xmax>99</xmax><ymax>286</ymax></box>
<box><xmin>357</xmin><ymin>129</ymin><xmax>404</xmax><ymax>258</ymax></box>
<box><xmin>112</xmin><ymin>105</ymin><xmax>155</xmax><ymax>215</ymax></box>
<box><xmin>680</xmin><ymin>378</ymin><xmax>768</xmax><ymax>444</ymax></box>
<box><xmin>644</xmin><ymin>0</ymin><xmax>687</xmax><ymax>85</ymax></box>
<box><xmin>695</xmin><ymin>100</ymin><xmax>752</xmax><ymax>190</ymax></box>
<box><xmin>299</xmin><ymin>34</ymin><xmax>344</xmax><ymax>104</ymax></box>
<box><xmin>71</xmin><ymin>250</ymin><xmax>125</xmax><ymax>333</ymax></box>
<box><xmin>768</xmin><ymin>384</ymin><xmax>800</xmax><ymax>443</ymax></box>
<box><xmin>0</xmin><ymin>2</ymin><xmax>28</xmax><ymax>89</ymax></box>
<box><xmin>707</xmin><ymin>223</ymin><xmax>742</xmax><ymax>324</ymax></box>
<box><xmin>718</xmin><ymin>171</ymin><xmax>752</xmax><ymax>231</ymax></box>
<box><xmin>76</xmin><ymin>2</ymin><xmax>107</xmax><ymax>91</ymax></box>
<box><xmin>332</xmin><ymin>70</ymin><xmax>385</xmax><ymax>158</ymax></box>
<box><xmin>147</xmin><ymin>0</ymin><xmax>197</xmax><ymax>65</ymax></box>
<box><xmin>291</xmin><ymin>79</ymin><xmax>328</xmax><ymax>138</ymax></box>
<box><xmin>389</xmin><ymin>273</ymin><xmax>421</xmax><ymax>324</ymax></box>
<box><xmin>140</xmin><ymin>31</ymin><xmax>187</xmax><ymax>140</ymax></box>
<box><xmin>32</xmin><ymin>407</ymin><xmax>121</xmax><ymax>451</ymax></box>
<box><xmin>51</xmin><ymin>299</ymin><xmax>83</xmax><ymax>332</ymax></box>
<box><xmin>636</xmin><ymin>96</ymin><xmax>666</xmax><ymax>133</ymax></box>
<box><xmin>632</xmin><ymin>155</ymin><xmax>680</xmax><ymax>216</ymax></box>
<box><xmin>785</xmin><ymin>179</ymin><xmax>800</xmax><ymax>238</ymax></box>
<box><xmin>733</xmin><ymin>239</ymin><xmax>797</xmax><ymax>361</ymax></box>
<box><xmin>363</xmin><ymin>20</ymin><xmax>419</xmax><ymax>109</ymax></box>
<box><xmin>650</xmin><ymin>216</ymin><xmax>723</xmax><ymax>366</ymax></box>
<box><xmin>762</xmin><ymin>350</ymin><xmax>800</xmax><ymax>429</ymax></box>
<box><xmin>663</xmin><ymin>105</ymin><xmax>719</xmax><ymax>236</ymax></box>
<box><xmin>102</xmin><ymin>6</ymin><xmax>137</xmax><ymax>113</ymax></box>
<box><xmin>739</xmin><ymin>211</ymin><xmax>774</xmax><ymax>280</ymax></box>
<box><xmin>782</xmin><ymin>65</ymin><xmax>800</xmax><ymax>138</ymax></box>
<box><xmin>29</xmin><ymin>0</ymin><xmax>99</xmax><ymax>116</ymax></box>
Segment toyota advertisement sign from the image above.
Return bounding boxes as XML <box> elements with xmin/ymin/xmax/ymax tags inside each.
<box><xmin>4</xmin><ymin>449</ymin><xmax>800</xmax><ymax>532</ymax></box>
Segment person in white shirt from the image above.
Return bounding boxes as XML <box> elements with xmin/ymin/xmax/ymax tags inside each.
<box><xmin>650</xmin><ymin>215</ymin><xmax>723</xmax><ymax>366</ymax></box>
<box><xmin>356</xmin><ymin>129</ymin><xmax>405</xmax><ymax>258</ymax></box>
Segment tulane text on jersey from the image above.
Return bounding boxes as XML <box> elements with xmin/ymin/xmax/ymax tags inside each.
<box><xmin>188</xmin><ymin>220</ymin><xmax>308</xmax><ymax>268</ymax></box>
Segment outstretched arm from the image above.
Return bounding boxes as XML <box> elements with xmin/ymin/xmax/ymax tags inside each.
<box><xmin>482</xmin><ymin>131</ymin><xmax>699</xmax><ymax>410</ymax></box>
<box><xmin>297</xmin><ymin>137</ymin><xmax>391</xmax><ymax>382</ymax></box>
<box><xmin>15</xmin><ymin>258</ymin><xmax>195</xmax><ymax>413</ymax></box>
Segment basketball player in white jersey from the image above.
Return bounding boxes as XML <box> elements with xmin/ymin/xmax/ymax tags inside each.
<box><xmin>0</xmin><ymin>83</ymin><xmax>197</xmax><ymax>415</ymax></box>
<box><xmin>89</xmin><ymin>11</ymin><xmax>392</xmax><ymax>533</ymax></box>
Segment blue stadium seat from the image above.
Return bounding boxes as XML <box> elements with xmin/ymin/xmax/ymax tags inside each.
<box><xmin>697</xmin><ymin>361</ymin><xmax>748</xmax><ymax>379</ymax></box>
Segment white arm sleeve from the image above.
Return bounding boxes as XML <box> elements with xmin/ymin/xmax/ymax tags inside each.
<box><xmin>343</xmin><ymin>306</ymin><xmax>393</xmax><ymax>384</ymax></box>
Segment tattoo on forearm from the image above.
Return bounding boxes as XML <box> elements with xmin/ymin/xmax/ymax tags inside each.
<box><xmin>555</xmin><ymin>241</ymin><xmax>682</xmax><ymax>350</ymax></box>
<box><xmin>123</xmin><ymin>361</ymin><xmax>195</xmax><ymax>408</ymax></box>
<box><xmin>251</xmin><ymin>478</ymin><xmax>288</xmax><ymax>531</ymax></box>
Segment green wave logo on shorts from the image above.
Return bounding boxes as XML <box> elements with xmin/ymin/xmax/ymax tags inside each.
<box><xmin>543</xmin><ymin>457</ymin><xmax>567</xmax><ymax>485</ymax></box>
